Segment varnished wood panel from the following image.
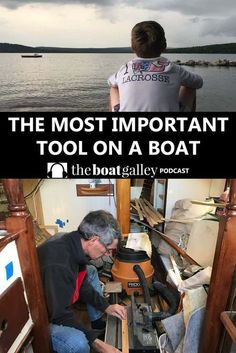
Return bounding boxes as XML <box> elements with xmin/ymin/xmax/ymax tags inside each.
<box><xmin>0</xmin><ymin>278</ymin><xmax>29</xmax><ymax>353</ymax></box>
<box><xmin>3</xmin><ymin>179</ymin><xmax>51</xmax><ymax>353</ymax></box>
<box><xmin>199</xmin><ymin>179</ymin><xmax>236</xmax><ymax>353</ymax></box>
<box><xmin>116</xmin><ymin>179</ymin><xmax>130</xmax><ymax>235</ymax></box>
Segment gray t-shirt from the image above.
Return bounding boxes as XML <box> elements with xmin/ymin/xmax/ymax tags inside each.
<box><xmin>108</xmin><ymin>56</ymin><xmax>203</xmax><ymax>112</ymax></box>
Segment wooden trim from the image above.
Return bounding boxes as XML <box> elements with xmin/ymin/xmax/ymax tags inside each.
<box><xmin>0</xmin><ymin>278</ymin><xmax>30</xmax><ymax>352</ymax></box>
<box><xmin>76</xmin><ymin>183</ymin><xmax>114</xmax><ymax>196</ymax></box>
<box><xmin>191</xmin><ymin>200</ymin><xmax>226</xmax><ymax>207</ymax></box>
<box><xmin>220</xmin><ymin>312</ymin><xmax>236</xmax><ymax>343</ymax></box>
<box><xmin>116</xmin><ymin>179</ymin><xmax>130</xmax><ymax>235</ymax></box>
<box><xmin>2</xmin><ymin>179</ymin><xmax>51</xmax><ymax>353</ymax></box>
<box><xmin>0</xmin><ymin>231</ymin><xmax>20</xmax><ymax>251</ymax></box>
<box><xmin>3</xmin><ymin>179</ymin><xmax>26</xmax><ymax>216</ymax></box>
<box><xmin>199</xmin><ymin>179</ymin><xmax>236</xmax><ymax>353</ymax></box>
<box><xmin>0</xmin><ymin>220</ymin><xmax>6</xmax><ymax>230</ymax></box>
<box><xmin>121</xmin><ymin>312</ymin><xmax>129</xmax><ymax>353</ymax></box>
<box><xmin>135</xmin><ymin>198</ymin><xmax>144</xmax><ymax>221</ymax></box>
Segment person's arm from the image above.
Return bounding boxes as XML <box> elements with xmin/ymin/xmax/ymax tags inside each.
<box><xmin>177</xmin><ymin>65</ymin><xmax>203</xmax><ymax>89</ymax></box>
<box><xmin>79</xmin><ymin>275</ymin><xmax>110</xmax><ymax>312</ymax></box>
<box><xmin>42</xmin><ymin>265</ymin><xmax>97</xmax><ymax>345</ymax></box>
<box><xmin>179</xmin><ymin>86</ymin><xmax>196</xmax><ymax>112</ymax></box>
<box><xmin>92</xmin><ymin>338</ymin><xmax>122</xmax><ymax>353</ymax></box>
<box><xmin>109</xmin><ymin>87</ymin><xmax>120</xmax><ymax>112</ymax></box>
<box><xmin>108</xmin><ymin>72</ymin><xmax>120</xmax><ymax>111</ymax></box>
<box><xmin>175</xmin><ymin>65</ymin><xmax>202</xmax><ymax>111</ymax></box>
<box><xmin>79</xmin><ymin>271</ymin><xmax>126</xmax><ymax>320</ymax></box>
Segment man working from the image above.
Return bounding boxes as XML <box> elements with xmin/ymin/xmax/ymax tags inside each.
<box><xmin>38</xmin><ymin>210</ymin><xmax>126</xmax><ymax>353</ymax></box>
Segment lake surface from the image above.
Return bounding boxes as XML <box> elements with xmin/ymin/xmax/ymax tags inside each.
<box><xmin>0</xmin><ymin>53</ymin><xmax>235</xmax><ymax>111</ymax></box>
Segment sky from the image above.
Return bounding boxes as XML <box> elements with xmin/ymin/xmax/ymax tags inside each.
<box><xmin>0</xmin><ymin>0</ymin><xmax>235</xmax><ymax>48</ymax></box>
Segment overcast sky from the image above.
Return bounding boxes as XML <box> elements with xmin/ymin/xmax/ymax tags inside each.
<box><xmin>0</xmin><ymin>0</ymin><xmax>235</xmax><ymax>48</ymax></box>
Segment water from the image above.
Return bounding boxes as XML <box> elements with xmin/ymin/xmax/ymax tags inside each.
<box><xmin>0</xmin><ymin>53</ymin><xmax>235</xmax><ymax>111</ymax></box>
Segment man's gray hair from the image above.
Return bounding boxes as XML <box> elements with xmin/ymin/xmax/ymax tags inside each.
<box><xmin>78</xmin><ymin>210</ymin><xmax>121</xmax><ymax>245</ymax></box>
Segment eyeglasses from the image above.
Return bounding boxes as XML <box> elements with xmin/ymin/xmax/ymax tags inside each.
<box><xmin>98</xmin><ymin>239</ymin><xmax>111</xmax><ymax>254</ymax></box>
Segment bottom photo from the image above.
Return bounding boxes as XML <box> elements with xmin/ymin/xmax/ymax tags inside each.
<box><xmin>0</xmin><ymin>178</ymin><xmax>235</xmax><ymax>353</ymax></box>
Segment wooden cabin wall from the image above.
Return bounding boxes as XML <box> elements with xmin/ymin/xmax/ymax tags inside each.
<box><xmin>39</xmin><ymin>179</ymin><xmax>116</xmax><ymax>232</ymax></box>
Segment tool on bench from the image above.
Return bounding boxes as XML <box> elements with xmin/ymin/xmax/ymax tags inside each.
<box><xmin>127</xmin><ymin>293</ymin><xmax>159</xmax><ymax>352</ymax></box>
<box><xmin>133</xmin><ymin>264</ymin><xmax>179</xmax><ymax>321</ymax></box>
<box><xmin>105</xmin><ymin>264</ymin><xmax>160</xmax><ymax>352</ymax></box>
<box><xmin>105</xmin><ymin>222</ymin><xmax>182</xmax><ymax>352</ymax></box>
<box><xmin>105</xmin><ymin>291</ymin><xmax>159</xmax><ymax>352</ymax></box>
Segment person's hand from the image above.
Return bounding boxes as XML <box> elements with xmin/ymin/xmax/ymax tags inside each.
<box><xmin>92</xmin><ymin>338</ymin><xmax>121</xmax><ymax>353</ymax></box>
<box><xmin>105</xmin><ymin>304</ymin><xmax>127</xmax><ymax>320</ymax></box>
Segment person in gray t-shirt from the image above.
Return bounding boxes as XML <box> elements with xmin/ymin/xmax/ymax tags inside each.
<box><xmin>108</xmin><ymin>21</ymin><xmax>203</xmax><ymax>112</ymax></box>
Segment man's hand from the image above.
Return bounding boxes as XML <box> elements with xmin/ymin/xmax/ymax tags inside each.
<box><xmin>105</xmin><ymin>304</ymin><xmax>126</xmax><ymax>320</ymax></box>
<box><xmin>92</xmin><ymin>338</ymin><xmax>121</xmax><ymax>353</ymax></box>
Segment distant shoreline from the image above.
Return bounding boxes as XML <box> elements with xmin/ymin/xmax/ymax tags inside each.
<box><xmin>0</xmin><ymin>42</ymin><xmax>236</xmax><ymax>54</ymax></box>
